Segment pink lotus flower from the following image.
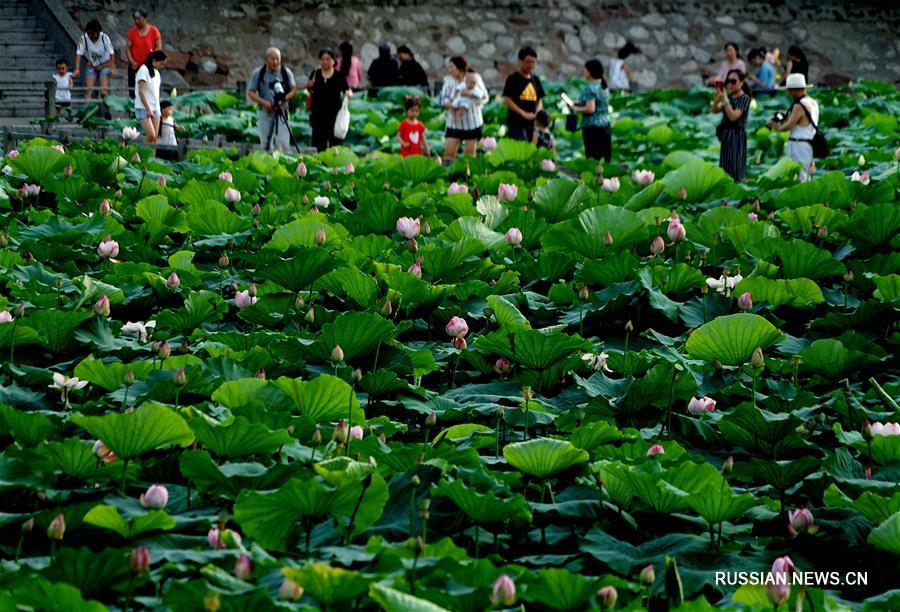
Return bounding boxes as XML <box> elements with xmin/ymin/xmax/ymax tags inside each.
<box><xmin>315</xmin><ymin>227</ymin><xmax>327</xmax><ymax>246</ymax></box>
<box><xmin>279</xmin><ymin>578</ymin><xmax>303</xmax><ymax>600</ymax></box>
<box><xmin>504</xmin><ymin>227</ymin><xmax>523</xmax><ymax>247</ymax></box>
<box><xmin>218</xmin><ymin>171</ymin><xmax>233</xmax><ymax>183</ymax></box>
<box><xmin>99</xmin><ymin>199</ymin><xmax>112</xmax><ymax>215</ymax></box>
<box><xmin>540</xmin><ymin>158</ymin><xmax>556</xmax><ymax>172</ymax></box>
<box><xmin>344</xmin><ymin>162</ymin><xmax>355</xmax><ymax>174</ymax></box>
<box><xmin>667</xmin><ymin>219</ymin><xmax>686</xmax><ymax>242</ymax></box>
<box><xmin>445</xmin><ymin>316</ymin><xmax>468</xmax><ymax>338</ymax></box>
<box><xmin>633</xmin><ymin>169</ymin><xmax>655</xmax><ymax>185</ymax></box>
<box><xmin>157</xmin><ymin>175</ymin><xmax>166</xmax><ymax>187</ymax></box>
<box><xmin>93</xmin><ymin>295</ymin><xmax>111</xmax><ymax>317</ymax></box>
<box><xmin>640</xmin><ymin>564</ymin><xmax>655</xmax><ymax>585</ymax></box>
<box><xmin>601</xmin><ymin>177</ymin><xmax>620</xmax><ymax>192</ymax></box>
<box><xmin>93</xmin><ymin>440</ymin><xmax>117</xmax><ymax>462</ymax></box>
<box><xmin>333</xmin><ymin>420</ymin><xmax>348</xmax><ymax>443</ymax></box>
<box><xmin>314</xmin><ymin>195</ymin><xmax>330</xmax><ymax>208</ymax></box>
<box><xmin>647</xmin><ymin>444</ymin><xmax>665</xmax><ymax>457</ymax></box>
<box><xmin>122</xmin><ymin>126</ymin><xmax>140</xmax><ymax>141</ymax></box>
<box><xmin>234</xmin><ymin>554</ymin><xmax>253</xmax><ymax>580</ymax></box>
<box><xmin>787</xmin><ymin>508</ymin><xmax>818</xmax><ymax>536</ymax></box>
<box><xmin>224</xmin><ymin>187</ymin><xmax>241</xmax><ymax>203</ymax></box>
<box><xmin>140</xmin><ymin>484</ymin><xmax>169</xmax><ymax>509</ymax></box>
<box><xmin>7</xmin><ymin>149</ymin><xmax>19</xmax><ymax>158</ymax></box>
<box><xmin>47</xmin><ymin>514</ymin><xmax>66</xmax><ymax>540</ymax></box>
<box><xmin>208</xmin><ymin>527</ymin><xmax>242</xmax><ymax>549</ymax></box>
<box><xmin>19</xmin><ymin>183</ymin><xmax>41</xmax><ymax>198</ymax></box>
<box><xmin>452</xmin><ymin>336</ymin><xmax>467</xmax><ymax>350</ymax></box>
<box><xmin>130</xmin><ymin>546</ymin><xmax>150</xmax><ymax>573</ymax></box>
<box><xmin>747</xmin><ymin>212</ymin><xmax>758</xmax><ymax>221</ymax></box>
<box><xmin>494</xmin><ymin>357</ymin><xmax>511</xmax><ymax>373</ymax></box>
<box><xmin>331</xmin><ymin>345</ymin><xmax>344</xmax><ymax>362</ymax></box>
<box><xmin>850</xmin><ymin>170</ymin><xmax>870</xmax><ymax>185</ymax></box>
<box><xmin>870</xmin><ymin>422</ymin><xmax>900</xmax><ymax>437</ymax></box>
<box><xmin>650</xmin><ymin>235</ymin><xmax>665</xmax><ymax>255</ymax></box>
<box><xmin>603</xmin><ymin>231</ymin><xmax>614</xmax><ymax>246</ymax></box>
<box><xmin>491</xmin><ymin>574</ymin><xmax>516</xmax><ymax>606</ymax></box>
<box><xmin>687</xmin><ymin>396</ymin><xmax>716</xmax><ymax>415</ymax></box>
<box><xmin>234</xmin><ymin>290</ymin><xmax>257</xmax><ymax>310</ymax></box>
<box><xmin>295</xmin><ymin>161</ymin><xmax>308</xmax><ymax>177</ymax></box>
<box><xmin>0</xmin><ymin>311</ymin><xmax>12</xmax><ymax>324</ymax></box>
<box><xmin>166</xmin><ymin>272</ymin><xmax>180</xmax><ymax>289</ymax></box>
<box><xmin>482</xmin><ymin>136</ymin><xmax>497</xmax><ymax>152</ymax></box>
<box><xmin>678</xmin><ymin>186</ymin><xmax>687</xmax><ymax>200</ymax></box>
<box><xmin>765</xmin><ymin>556</ymin><xmax>795</xmax><ymax>605</ymax></box>
<box><xmin>408</xmin><ymin>257</ymin><xmax>423</xmax><ymax>277</ymax></box>
<box><xmin>97</xmin><ymin>238</ymin><xmax>119</xmax><ymax>258</ymax></box>
<box><xmin>349</xmin><ymin>425</ymin><xmax>364</xmax><ymax>440</ymax></box>
<box><xmin>498</xmin><ymin>183</ymin><xmax>518</xmax><ymax>202</ymax></box>
<box><xmin>447</xmin><ymin>182</ymin><xmax>468</xmax><ymax>196</ymax></box>
<box><xmin>597</xmin><ymin>586</ymin><xmax>618</xmax><ymax>608</ymax></box>
<box><xmin>396</xmin><ymin>217</ymin><xmax>421</xmax><ymax>239</ymax></box>
<box><xmin>52</xmin><ymin>144</ymin><xmax>66</xmax><ymax>153</ymax></box>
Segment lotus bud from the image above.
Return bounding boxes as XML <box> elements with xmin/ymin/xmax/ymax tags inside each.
<box><xmin>452</xmin><ymin>337</ymin><xmax>467</xmax><ymax>350</ymax></box>
<box><xmin>737</xmin><ymin>291</ymin><xmax>753</xmax><ymax>311</ymax></box>
<box><xmin>312</xmin><ymin>428</ymin><xmax>322</xmax><ymax>445</ymax></box>
<box><xmin>678</xmin><ymin>186</ymin><xmax>687</xmax><ymax>200</ymax></box>
<box><xmin>712</xmin><ymin>359</ymin><xmax>722</xmax><ymax>370</ymax></box>
<box><xmin>598</xmin><ymin>586</ymin><xmax>618</xmax><ymax>608</ymax></box>
<box><xmin>97</xmin><ymin>237</ymin><xmax>120</xmax><ymax>258</ymax></box>
<box><xmin>407</xmin><ymin>237</ymin><xmax>418</xmax><ymax>253</ymax></box>
<box><xmin>865</xmin><ymin>467</ymin><xmax>872</xmax><ymax>480</ymax></box>
<box><xmin>751</xmin><ymin>347</ymin><xmax>765</xmax><ymax>369</ymax></box>
<box><xmin>817</xmin><ymin>225</ymin><xmax>828</xmax><ymax>239</ymax></box>
<box><xmin>522</xmin><ymin>386</ymin><xmax>533</xmax><ymax>401</ymax></box>
<box><xmin>132</xmin><ymin>152</ymin><xmax>141</xmax><ymax>162</ymax></box>
<box><xmin>640</xmin><ymin>564</ymin><xmax>656</xmax><ymax>585</ymax></box>
<box><xmin>858</xmin><ymin>154</ymin><xmax>866</xmax><ymax>166</ymax></box>
<box><xmin>22</xmin><ymin>518</ymin><xmax>34</xmax><ymax>533</ymax></box>
<box><xmin>233</xmin><ymin>554</ymin><xmax>253</xmax><ymax>580</ymax></box>
<box><xmin>415</xmin><ymin>535</ymin><xmax>426</xmax><ymax>555</ymax></box>
<box><xmin>504</xmin><ymin>227</ymin><xmax>523</xmax><ymax>247</ymax></box>
<box><xmin>140</xmin><ymin>484</ymin><xmax>169</xmax><ymax>509</ymax></box>
<box><xmin>47</xmin><ymin>513</ymin><xmax>66</xmax><ymax>540</ymax></box>
<box><xmin>625</xmin><ymin>320</ymin><xmax>634</xmax><ymax>332</ymax></box>
<box><xmin>498</xmin><ymin>183</ymin><xmax>518</xmax><ymax>202</ymax></box>
<box><xmin>305</xmin><ymin>307</ymin><xmax>315</xmax><ymax>323</ymax></box>
<box><xmin>578</xmin><ymin>285</ymin><xmax>590</xmax><ymax>301</ymax></box>
<box><xmin>157</xmin><ymin>174</ymin><xmax>166</xmax><ymax>187</ymax></box>
<box><xmin>425</xmin><ymin>411</ymin><xmax>437</xmax><ymax>427</ymax></box>
<box><xmin>650</xmin><ymin>235</ymin><xmax>665</xmax><ymax>255</ymax></box>
<box><xmin>418</xmin><ymin>498</ymin><xmax>430</xmax><ymax>519</ymax></box>
<box><xmin>787</xmin><ymin>508</ymin><xmax>818</xmax><ymax>536</ymax></box>
<box><xmin>491</xmin><ymin>575</ymin><xmax>517</xmax><ymax>606</ymax></box>
<box><xmin>408</xmin><ymin>257</ymin><xmax>423</xmax><ymax>278</ymax></box>
<box><xmin>482</xmin><ymin>136</ymin><xmax>497</xmax><ymax>152</ymax></box>
<box><xmin>667</xmin><ymin>219</ymin><xmax>686</xmax><ymax>242</ymax></box>
<box><xmin>378</xmin><ymin>432</ymin><xmax>387</xmax><ymax>444</ymax></box>
<box><xmin>247</xmin><ymin>284</ymin><xmax>257</xmax><ymax>298</ymax></box>
<box><xmin>279</xmin><ymin>578</ymin><xmax>303</xmax><ymax>601</ymax></box>
<box><xmin>295</xmin><ymin>162</ymin><xmax>308</xmax><ymax>177</ymax></box>
<box><xmin>218</xmin><ymin>171</ymin><xmax>233</xmax><ymax>183</ymax></box>
<box><xmin>218</xmin><ymin>253</ymin><xmax>230</xmax><ymax>268</ymax></box>
<box><xmin>603</xmin><ymin>231</ymin><xmax>614</xmax><ymax>246</ymax></box>
<box><xmin>381</xmin><ymin>300</ymin><xmax>393</xmax><ymax>317</ymax></box>
<box><xmin>647</xmin><ymin>443</ymin><xmax>665</xmax><ymax>457</ymax></box>
<box><xmin>445</xmin><ymin>316</ymin><xmax>468</xmax><ymax>338</ymax></box>
<box><xmin>251</xmin><ymin>203</ymin><xmax>261</xmax><ymax>216</ymax></box>
<box><xmin>224</xmin><ymin>187</ymin><xmax>241</xmax><ymax>203</ymax></box>
<box><xmin>93</xmin><ymin>440</ymin><xmax>117</xmax><ymax>462</ymax></box>
<box><xmin>0</xmin><ymin>234</ymin><xmax>6</xmax><ymax>247</ymax></box>
<box><xmin>99</xmin><ymin>199</ymin><xmax>112</xmax><ymax>215</ymax></box>
<box><xmin>349</xmin><ymin>425</ymin><xmax>364</xmax><ymax>440</ymax></box>
<box><xmin>723</xmin><ymin>456</ymin><xmax>734</xmax><ymax>473</ymax></box>
<box><xmin>315</xmin><ymin>227</ymin><xmax>327</xmax><ymax>246</ymax></box>
<box><xmin>411</xmin><ymin>474</ymin><xmax>421</xmax><ymax>486</ymax></box>
<box><xmin>494</xmin><ymin>356</ymin><xmax>511</xmax><ymax>374</ymax></box>
<box><xmin>333</xmin><ymin>420</ymin><xmax>348</xmax><ymax>444</ymax></box>
<box><xmin>331</xmin><ymin>345</ymin><xmax>344</xmax><ymax>363</ymax></box>
<box><xmin>157</xmin><ymin>340</ymin><xmax>171</xmax><ymax>360</ymax></box>
<box><xmin>166</xmin><ymin>271</ymin><xmax>180</xmax><ymax>289</ymax></box>
<box><xmin>843</xmin><ymin>270</ymin><xmax>854</xmax><ymax>283</ymax></box>
<box><xmin>422</xmin><ymin>220</ymin><xmax>431</xmax><ymax>235</ymax></box>
<box><xmin>601</xmin><ymin>177</ymin><xmax>620</xmax><ymax>192</ymax></box>
<box><xmin>204</xmin><ymin>592</ymin><xmax>221</xmax><ymax>611</ymax></box>
<box><xmin>540</xmin><ymin>158</ymin><xmax>556</xmax><ymax>172</ymax></box>
<box><xmin>93</xmin><ymin>295</ymin><xmax>111</xmax><ymax>317</ymax></box>
<box><xmin>130</xmin><ymin>546</ymin><xmax>150</xmax><ymax>573</ymax></box>
<box><xmin>687</xmin><ymin>396</ymin><xmax>716</xmax><ymax>415</ymax></box>
<box><xmin>173</xmin><ymin>367</ymin><xmax>187</xmax><ymax>386</ymax></box>
<box><xmin>0</xmin><ymin>311</ymin><xmax>12</xmax><ymax>324</ymax></box>
<box><xmin>497</xmin><ymin>406</ymin><xmax>505</xmax><ymax>418</ymax></box>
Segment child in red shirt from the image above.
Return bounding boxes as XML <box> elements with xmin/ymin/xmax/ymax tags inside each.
<box><xmin>397</xmin><ymin>96</ymin><xmax>430</xmax><ymax>157</ymax></box>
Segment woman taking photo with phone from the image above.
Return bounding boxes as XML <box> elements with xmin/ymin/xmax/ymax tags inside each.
<box><xmin>712</xmin><ymin>69</ymin><xmax>751</xmax><ymax>180</ymax></box>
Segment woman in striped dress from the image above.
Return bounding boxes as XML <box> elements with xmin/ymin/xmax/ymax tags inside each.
<box><xmin>440</xmin><ymin>56</ymin><xmax>488</xmax><ymax>162</ymax></box>
<box><xmin>712</xmin><ymin>69</ymin><xmax>751</xmax><ymax>180</ymax></box>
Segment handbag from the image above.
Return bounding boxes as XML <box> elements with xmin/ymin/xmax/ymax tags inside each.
<box><xmin>716</xmin><ymin>123</ymin><xmax>726</xmax><ymax>140</ymax></box>
<box><xmin>565</xmin><ymin>112</ymin><xmax>578</xmax><ymax>132</ymax></box>
<box><xmin>794</xmin><ymin>98</ymin><xmax>829</xmax><ymax>159</ymax></box>
<box><xmin>333</xmin><ymin>96</ymin><xmax>350</xmax><ymax>140</ymax></box>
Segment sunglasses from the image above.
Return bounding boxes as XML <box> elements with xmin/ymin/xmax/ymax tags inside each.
<box><xmin>725</xmin><ymin>79</ymin><xmax>738</xmax><ymax>85</ymax></box>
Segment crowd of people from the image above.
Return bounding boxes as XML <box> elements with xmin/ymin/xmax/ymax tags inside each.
<box><xmin>55</xmin><ymin>8</ymin><xmax>822</xmax><ymax>181</ymax></box>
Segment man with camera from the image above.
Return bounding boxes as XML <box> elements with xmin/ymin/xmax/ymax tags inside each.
<box><xmin>248</xmin><ymin>48</ymin><xmax>298</xmax><ymax>152</ymax></box>
<box><xmin>766</xmin><ymin>73</ymin><xmax>821</xmax><ymax>182</ymax></box>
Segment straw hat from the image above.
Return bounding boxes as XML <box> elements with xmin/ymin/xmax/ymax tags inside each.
<box><xmin>785</xmin><ymin>73</ymin><xmax>812</xmax><ymax>89</ymax></box>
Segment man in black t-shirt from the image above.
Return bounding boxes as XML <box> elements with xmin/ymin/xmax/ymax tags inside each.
<box><xmin>397</xmin><ymin>45</ymin><xmax>429</xmax><ymax>91</ymax></box>
<box><xmin>502</xmin><ymin>46</ymin><xmax>545</xmax><ymax>142</ymax></box>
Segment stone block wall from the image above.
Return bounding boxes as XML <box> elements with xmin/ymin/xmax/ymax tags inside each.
<box><xmin>62</xmin><ymin>0</ymin><xmax>899</xmax><ymax>90</ymax></box>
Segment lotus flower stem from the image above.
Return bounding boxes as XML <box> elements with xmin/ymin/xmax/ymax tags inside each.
<box><xmin>174</xmin><ymin>388</ymin><xmax>181</xmax><ymax>409</ymax></box>
<box><xmin>475</xmin><ymin>523</ymin><xmax>480</xmax><ymax>559</ymax></box>
<box><xmin>344</xmin><ymin>476</ymin><xmax>371</xmax><ymax>545</ymax></box>
<box><xmin>125</xmin><ymin>575</ymin><xmax>135</xmax><ymax>612</ymax></box>
<box><xmin>119</xmin><ymin>459</ymin><xmax>129</xmax><ymax>494</ymax></box>
<box><xmin>751</xmin><ymin>373</ymin><xmax>757</xmax><ymax>408</ymax></box>
<box><xmin>409</xmin><ymin>485</ymin><xmax>416</xmax><ymax>537</ymax></box>
<box><xmin>8</xmin><ymin>319</ymin><xmax>17</xmax><ymax>363</ymax></box>
<box><xmin>346</xmin><ymin>386</ymin><xmax>354</xmax><ymax>457</ymax></box>
<box><xmin>664</xmin><ymin>369</ymin><xmax>677</xmax><ymax>439</ymax></box>
<box><xmin>122</xmin><ymin>385</ymin><xmax>129</xmax><ymax>411</ymax></box>
<box><xmin>495</xmin><ymin>412</ymin><xmax>502</xmax><ymax>458</ymax></box>
<box><xmin>449</xmin><ymin>353</ymin><xmax>459</xmax><ymax>389</ymax></box>
<box><xmin>14</xmin><ymin>531</ymin><xmax>24</xmax><ymax>562</ymax></box>
<box><xmin>523</xmin><ymin>397</ymin><xmax>530</xmax><ymax>441</ymax></box>
<box><xmin>870</xmin><ymin>377</ymin><xmax>900</xmax><ymax>411</ymax></box>
<box><xmin>623</xmin><ymin>329</ymin><xmax>631</xmax><ymax>377</ymax></box>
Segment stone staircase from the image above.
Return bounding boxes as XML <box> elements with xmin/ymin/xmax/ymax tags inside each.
<box><xmin>0</xmin><ymin>0</ymin><xmax>67</xmax><ymax>118</ymax></box>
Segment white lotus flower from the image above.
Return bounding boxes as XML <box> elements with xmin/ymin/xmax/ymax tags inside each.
<box><xmin>582</xmin><ymin>352</ymin><xmax>612</xmax><ymax>372</ymax></box>
<box><xmin>120</xmin><ymin>320</ymin><xmax>156</xmax><ymax>343</ymax></box>
<box><xmin>706</xmin><ymin>274</ymin><xmax>743</xmax><ymax>296</ymax></box>
<box><xmin>51</xmin><ymin>372</ymin><xmax>88</xmax><ymax>392</ymax></box>
<box><xmin>122</xmin><ymin>126</ymin><xmax>141</xmax><ymax>141</ymax></box>
<box><xmin>314</xmin><ymin>196</ymin><xmax>330</xmax><ymax>208</ymax></box>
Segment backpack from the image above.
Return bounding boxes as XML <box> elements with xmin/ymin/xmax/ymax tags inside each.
<box><xmin>793</xmin><ymin>97</ymin><xmax>829</xmax><ymax>159</ymax></box>
<box><xmin>255</xmin><ymin>65</ymin><xmax>290</xmax><ymax>95</ymax></box>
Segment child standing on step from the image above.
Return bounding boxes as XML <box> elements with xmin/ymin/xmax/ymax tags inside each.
<box><xmin>157</xmin><ymin>100</ymin><xmax>185</xmax><ymax>146</ymax></box>
<box><xmin>51</xmin><ymin>58</ymin><xmax>74</xmax><ymax>117</ymax></box>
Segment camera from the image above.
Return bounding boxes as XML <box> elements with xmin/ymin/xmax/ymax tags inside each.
<box><xmin>272</xmin><ymin>81</ymin><xmax>286</xmax><ymax>106</ymax></box>
<box><xmin>772</xmin><ymin>111</ymin><xmax>785</xmax><ymax>123</ymax></box>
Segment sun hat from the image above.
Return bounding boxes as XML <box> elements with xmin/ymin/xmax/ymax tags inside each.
<box><xmin>785</xmin><ymin>73</ymin><xmax>811</xmax><ymax>89</ymax></box>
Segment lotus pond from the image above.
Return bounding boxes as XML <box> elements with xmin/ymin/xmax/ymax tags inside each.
<box><xmin>0</xmin><ymin>80</ymin><xmax>898</xmax><ymax>611</ymax></box>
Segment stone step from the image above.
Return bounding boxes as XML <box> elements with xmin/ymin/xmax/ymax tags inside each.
<box><xmin>0</xmin><ymin>68</ymin><xmax>67</xmax><ymax>80</ymax></box>
<box><xmin>0</xmin><ymin>29</ymin><xmax>47</xmax><ymax>41</ymax></box>
<box><xmin>0</xmin><ymin>42</ymin><xmax>57</xmax><ymax>54</ymax></box>
<box><xmin>5</xmin><ymin>54</ymin><xmax>62</xmax><ymax>69</ymax></box>
<box><xmin>0</xmin><ymin>6</ymin><xmax>28</xmax><ymax>16</ymax></box>
<box><xmin>0</xmin><ymin>16</ymin><xmax>37</xmax><ymax>29</ymax></box>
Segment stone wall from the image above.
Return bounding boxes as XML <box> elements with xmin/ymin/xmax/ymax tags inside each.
<box><xmin>63</xmin><ymin>0</ymin><xmax>900</xmax><ymax>90</ymax></box>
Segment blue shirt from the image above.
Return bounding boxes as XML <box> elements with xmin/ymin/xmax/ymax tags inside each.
<box><xmin>755</xmin><ymin>63</ymin><xmax>776</xmax><ymax>90</ymax></box>
<box><xmin>578</xmin><ymin>81</ymin><xmax>610</xmax><ymax>128</ymax></box>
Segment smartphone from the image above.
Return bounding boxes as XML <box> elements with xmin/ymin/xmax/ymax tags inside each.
<box><xmin>560</xmin><ymin>92</ymin><xmax>575</xmax><ymax>107</ymax></box>
<box><xmin>715</xmin><ymin>81</ymin><xmax>724</xmax><ymax>93</ymax></box>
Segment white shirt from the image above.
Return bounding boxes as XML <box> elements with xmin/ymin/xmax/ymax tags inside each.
<box><xmin>76</xmin><ymin>32</ymin><xmax>114</xmax><ymax>67</ymax></box>
<box><xmin>134</xmin><ymin>64</ymin><xmax>161</xmax><ymax>113</ymax></box>
<box><xmin>52</xmin><ymin>73</ymin><xmax>72</xmax><ymax>101</ymax></box>
<box><xmin>790</xmin><ymin>97</ymin><xmax>819</xmax><ymax>140</ymax></box>
<box><xmin>608</xmin><ymin>59</ymin><xmax>630</xmax><ymax>90</ymax></box>
<box><xmin>158</xmin><ymin>116</ymin><xmax>176</xmax><ymax>145</ymax></box>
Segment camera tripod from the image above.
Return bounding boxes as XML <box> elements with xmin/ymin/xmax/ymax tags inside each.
<box><xmin>265</xmin><ymin>100</ymin><xmax>302</xmax><ymax>154</ymax></box>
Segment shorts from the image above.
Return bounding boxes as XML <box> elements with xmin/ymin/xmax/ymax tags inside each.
<box><xmin>135</xmin><ymin>108</ymin><xmax>160</xmax><ymax>120</ymax></box>
<box><xmin>85</xmin><ymin>66</ymin><xmax>112</xmax><ymax>79</ymax></box>
<box><xmin>445</xmin><ymin>125</ymin><xmax>483</xmax><ymax>140</ymax></box>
